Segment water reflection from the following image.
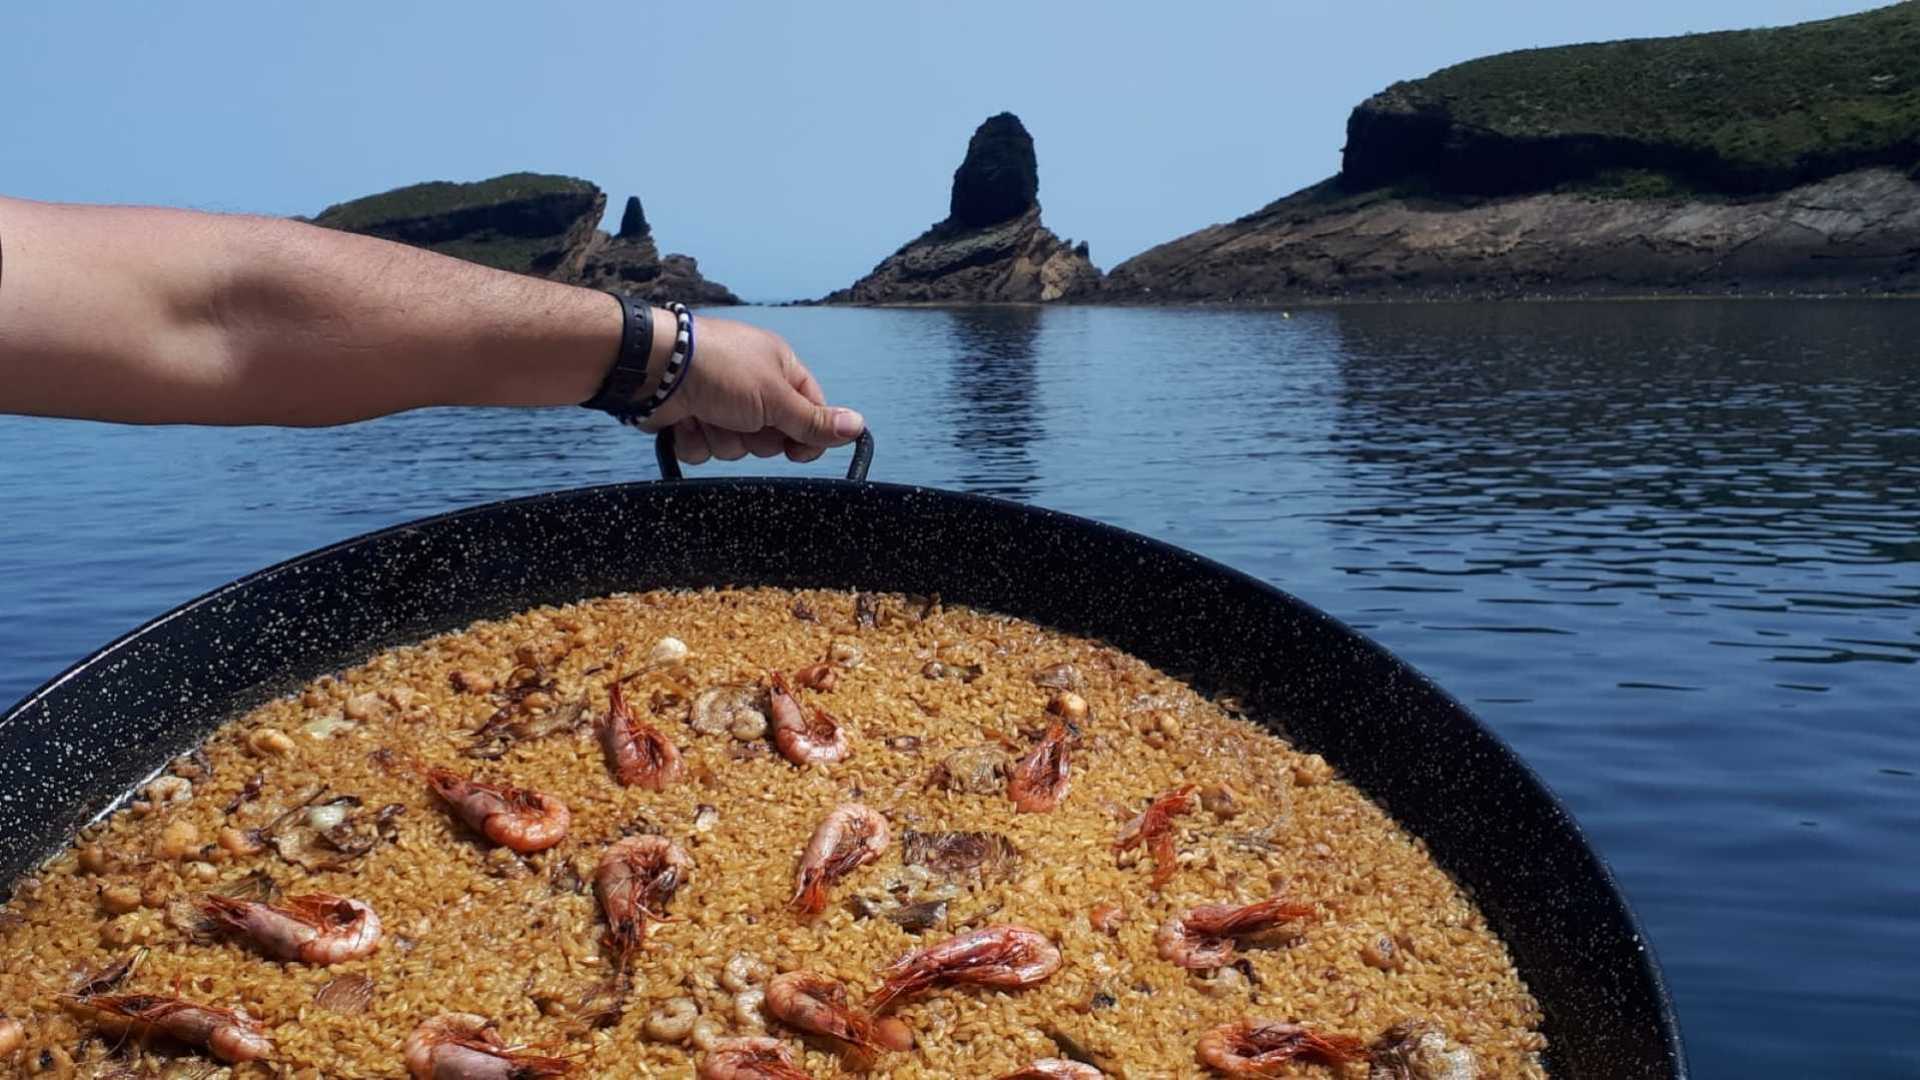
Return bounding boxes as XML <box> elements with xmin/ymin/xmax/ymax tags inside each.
<box><xmin>1322</xmin><ymin>302</ymin><xmax>1920</xmax><ymax>669</ymax></box>
<box><xmin>942</xmin><ymin>306</ymin><xmax>1043</xmax><ymax>500</ymax></box>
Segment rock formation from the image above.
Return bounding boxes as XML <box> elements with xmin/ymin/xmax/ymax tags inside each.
<box><xmin>1105</xmin><ymin>170</ymin><xmax>1920</xmax><ymax>301</ymax></box>
<box><xmin>312</xmin><ymin>174</ymin><xmax>739</xmax><ymax>304</ymax></box>
<box><xmin>1107</xmin><ymin>4</ymin><xmax>1920</xmax><ymax>300</ymax></box>
<box><xmin>824</xmin><ymin>113</ymin><xmax>1101</xmax><ymax>304</ymax></box>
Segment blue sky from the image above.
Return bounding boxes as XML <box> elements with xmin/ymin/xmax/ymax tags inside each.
<box><xmin>3</xmin><ymin>0</ymin><xmax>1888</xmax><ymax>300</ymax></box>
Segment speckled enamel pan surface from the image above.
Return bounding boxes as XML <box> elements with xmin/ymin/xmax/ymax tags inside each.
<box><xmin>0</xmin><ymin>466</ymin><xmax>1684</xmax><ymax>1077</ymax></box>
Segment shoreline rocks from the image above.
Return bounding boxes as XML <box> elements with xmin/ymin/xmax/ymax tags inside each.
<box><xmin>1104</xmin><ymin>168</ymin><xmax>1920</xmax><ymax>303</ymax></box>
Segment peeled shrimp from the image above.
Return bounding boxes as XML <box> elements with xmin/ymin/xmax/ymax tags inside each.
<box><xmin>767</xmin><ymin>672</ymin><xmax>850</xmax><ymax>765</ymax></box>
<box><xmin>596</xmin><ymin>835</ymin><xmax>692</xmax><ymax>965</ymax></box>
<box><xmin>1368</xmin><ymin>1020</ymin><xmax>1478</xmax><ymax>1080</ymax></box>
<box><xmin>62</xmin><ymin>992</ymin><xmax>273</xmax><ymax>1064</ymax></box>
<box><xmin>792</xmin><ymin>662</ymin><xmax>838</xmax><ymax>692</ymax></box>
<box><xmin>598</xmin><ymin>681</ymin><xmax>684</xmax><ymax>790</ymax></box>
<box><xmin>698</xmin><ymin>1036</ymin><xmax>814</xmax><ymax>1079</ymax></box>
<box><xmin>1157</xmin><ymin>897</ymin><xmax>1316</xmax><ymax>969</ymax></box>
<box><xmin>791</xmin><ymin>802</ymin><xmax>889</xmax><ymax>916</ymax></box>
<box><xmin>1007</xmin><ymin>720</ymin><xmax>1072</xmax><ymax>812</ymax></box>
<box><xmin>867</xmin><ymin>924</ymin><xmax>1062</xmax><ymax>1013</ymax></box>
<box><xmin>998</xmin><ymin>1061</ymin><xmax>1104</xmax><ymax>1079</ymax></box>
<box><xmin>1114</xmin><ymin>784</ymin><xmax>1197</xmax><ymax>889</ymax></box>
<box><xmin>1196</xmin><ymin>1019</ymin><xmax>1365</xmax><ymax>1076</ymax></box>
<box><xmin>199</xmin><ymin>892</ymin><xmax>381</xmax><ymax>964</ymax></box>
<box><xmin>403</xmin><ymin>1012</ymin><xmax>571</xmax><ymax>1078</ymax></box>
<box><xmin>420</xmin><ymin>764</ymin><xmax>570</xmax><ymax>853</ymax></box>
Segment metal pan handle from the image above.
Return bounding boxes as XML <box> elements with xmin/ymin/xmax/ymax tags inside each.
<box><xmin>654</xmin><ymin>427</ymin><xmax>874</xmax><ymax>482</ymax></box>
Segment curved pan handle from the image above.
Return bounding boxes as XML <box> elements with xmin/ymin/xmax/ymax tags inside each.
<box><xmin>654</xmin><ymin>427</ymin><xmax>874</xmax><ymax>482</ymax></box>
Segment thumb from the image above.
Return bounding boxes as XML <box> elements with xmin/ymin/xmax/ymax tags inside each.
<box><xmin>772</xmin><ymin>388</ymin><xmax>865</xmax><ymax>447</ymax></box>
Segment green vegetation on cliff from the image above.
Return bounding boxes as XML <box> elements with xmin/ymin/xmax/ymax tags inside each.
<box><xmin>312</xmin><ymin>173</ymin><xmax>594</xmax><ymax>231</ymax></box>
<box><xmin>311</xmin><ymin>173</ymin><xmax>602</xmax><ymax>275</ymax></box>
<box><xmin>1345</xmin><ymin>2</ymin><xmax>1920</xmax><ymax>195</ymax></box>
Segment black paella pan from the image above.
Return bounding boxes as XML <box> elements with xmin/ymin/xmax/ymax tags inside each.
<box><xmin>0</xmin><ymin>430</ymin><xmax>1685</xmax><ymax>1077</ymax></box>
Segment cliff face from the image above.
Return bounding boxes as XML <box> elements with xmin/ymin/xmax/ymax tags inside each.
<box><xmin>1342</xmin><ymin>3</ymin><xmax>1920</xmax><ymax>198</ymax></box>
<box><xmin>1105</xmin><ymin>169</ymin><xmax>1920</xmax><ymax>301</ymax></box>
<box><xmin>1109</xmin><ymin>4</ymin><xmax>1920</xmax><ymax>301</ymax></box>
<box><xmin>824</xmin><ymin>113</ymin><xmax>1100</xmax><ymax>304</ymax></box>
<box><xmin>313</xmin><ymin>179</ymin><xmax>739</xmax><ymax>304</ymax></box>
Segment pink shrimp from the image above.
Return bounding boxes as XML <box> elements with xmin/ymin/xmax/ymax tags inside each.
<box><xmin>1115</xmin><ymin>784</ymin><xmax>1198</xmax><ymax>889</ymax></box>
<box><xmin>199</xmin><ymin>892</ymin><xmax>382</xmax><ymax>964</ymax></box>
<box><xmin>596</xmin><ymin>834</ymin><xmax>692</xmax><ymax>966</ymax></box>
<box><xmin>767</xmin><ymin>671</ymin><xmax>850</xmax><ymax>765</ymax></box>
<box><xmin>765</xmin><ymin>970</ymin><xmax>903</xmax><ymax>1061</ymax></box>
<box><xmin>403</xmin><ymin>1012</ymin><xmax>572</xmax><ymax>1079</ymax></box>
<box><xmin>420</xmin><ymin>763</ymin><xmax>571</xmax><ymax>853</ymax></box>
<box><xmin>1007</xmin><ymin>720</ymin><xmax>1072</xmax><ymax>812</ymax></box>
<box><xmin>1156</xmin><ymin>897</ymin><xmax>1317</xmax><ymax>969</ymax></box>
<box><xmin>61</xmin><ymin>992</ymin><xmax>273</xmax><ymax>1064</ymax></box>
<box><xmin>698</xmin><ymin>1036</ymin><xmax>815</xmax><ymax>1079</ymax></box>
<box><xmin>598</xmin><ymin>681</ymin><xmax>684</xmax><ymax>790</ymax></box>
<box><xmin>1196</xmin><ymin>1019</ymin><xmax>1366</xmax><ymax>1076</ymax></box>
<box><xmin>867</xmin><ymin>924</ymin><xmax>1062</xmax><ymax>1013</ymax></box>
<box><xmin>998</xmin><ymin>1061</ymin><xmax>1104</xmax><ymax>1080</ymax></box>
<box><xmin>790</xmin><ymin>802</ymin><xmax>889</xmax><ymax>917</ymax></box>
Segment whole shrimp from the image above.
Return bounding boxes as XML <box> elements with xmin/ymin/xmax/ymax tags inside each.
<box><xmin>765</xmin><ymin>970</ymin><xmax>906</xmax><ymax>1062</ymax></box>
<box><xmin>598</xmin><ymin>681</ymin><xmax>684</xmax><ymax>790</ymax></box>
<box><xmin>1157</xmin><ymin>897</ymin><xmax>1316</xmax><ymax>969</ymax></box>
<box><xmin>1196</xmin><ymin>1019</ymin><xmax>1365</xmax><ymax>1076</ymax></box>
<box><xmin>767</xmin><ymin>671</ymin><xmax>850</xmax><ymax>765</ymax></box>
<box><xmin>419</xmin><ymin>763</ymin><xmax>571</xmax><ymax>853</ymax></box>
<box><xmin>998</xmin><ymin>1061</ymin><xmax>1104</xmax><ymax>1080</ymax></box>
<box><xmin>791</xmin><ymin>802</ymin><xmax>889</xmax><ymax>917</ymax></box>
<box><xmin>403</xmin><ymin>1013</ymin><xmax>572</xmax><ymax>1078</ymax></box>
<box><xmin>199</xmin><ymin>892</ymin><xmax>382</xmax><ymax>964</ymax></box>
<box><xmin>596</xmin><ymin>834</ymin><xmax>692</xmax><ymax>966</ymax></box>
<box><xmin>867</xmin><ymin>924</ymin><xmax>1062</xmax><ymax>1013</ymax></box>
<box><xmin>61</xmin><ymin>992</ymin><xmax>273</xmax><ymax>1064</ymax></box>
<box><xmin>1007</xmin><ymin>721</ymin><xmax>1071</xmax><ymax>812</ymax></box>
<box><xmin>698</xmin><ymin>1036</ymin><xmax>814</xmax><ymax>1079</ymax></box>
<box><xmin>1115</xmin><ymin>784</ymin><xmax>1198</xmax><ymax>889</ymax></box>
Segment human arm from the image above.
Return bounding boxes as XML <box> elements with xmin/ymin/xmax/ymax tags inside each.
<box><xmin>0</xmin><ymin>196</ymin><xmax>861</xmax><ymax>460</ymax></box>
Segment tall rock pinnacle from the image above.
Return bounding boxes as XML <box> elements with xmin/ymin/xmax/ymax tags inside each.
<box><xmin>948</xmin><ymin>112</ymin><xmax>1040</xmax><ymax>228</ymax></box>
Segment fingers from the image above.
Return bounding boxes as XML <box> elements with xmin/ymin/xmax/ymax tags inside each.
<box><xmin>742</xmin><ymin>429</ymin><xmax>787</xmax><ymax>459</ymax></box>
<box><xmin>778</xmin><ymin>352</ymin><xmax>833</xmax><ymax>462</ymax></box>
<box><xmin>768</xmin><ymin>382</ymin><xmax>864</xmax><ymax>449</ymax></box>
<box><xmin>704</xmin><ymin>426</ymin><xmax>748</xmax><ymax>462</ymax></box>
<box><xmin>674</xmin><ymin>419</ymin><xmax>787</xmax><ymax>464</ymax></box>
<box><xmin>673</xmin><ymin>417</ymin><xmax>712</xmax><ymax>465</ymax></box>
<box><xmin>784</xmin><ymin>352</ymin><xmax>828</xmax><ymax>407</ymax></box>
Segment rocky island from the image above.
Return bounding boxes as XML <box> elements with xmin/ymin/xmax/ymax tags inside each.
<box><xmin>1106</xmin><ymin>3</ymin><xmax>1920</xmax><ymax>301</ymax></box>
<box><xmin>823</xmin><ymin>113</ymin><xmax>1101</xmax><ymax>304</ymax></box>
<box><xmin>311</xmin><ymin>172</ymin><xmax>739</xmax><ymax>304</ymax></box>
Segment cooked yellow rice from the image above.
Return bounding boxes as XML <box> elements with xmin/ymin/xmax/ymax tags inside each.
<box><xmin>0</xmin><ymin>588</ymin><xmax>1545</xmax><ymax>1078</ymax></box>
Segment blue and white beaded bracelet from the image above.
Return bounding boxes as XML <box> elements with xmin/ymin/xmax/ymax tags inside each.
<box><xmin>611</xmin><ymin>301</ymin><xmax>695</xmax><ymax>428</ymax></box>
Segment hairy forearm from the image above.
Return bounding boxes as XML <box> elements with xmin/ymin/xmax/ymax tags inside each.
<box><xmin>0</xmin><ymin>196</ymin><xmax>629</xmax><ymax>425</ymax></box>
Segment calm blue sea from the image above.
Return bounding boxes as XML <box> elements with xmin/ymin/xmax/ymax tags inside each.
<box><xmin>2</xmin><ymin>301</ymin><xmax>1915</xmax><ymax>1076</ymax></box>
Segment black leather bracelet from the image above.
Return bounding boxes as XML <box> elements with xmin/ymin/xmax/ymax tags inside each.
<box><xmin>579</xmin><ymin>292</ymin><xmax>654</xmax><ymax>414</ymax></box>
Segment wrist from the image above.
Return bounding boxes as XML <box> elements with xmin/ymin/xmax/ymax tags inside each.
<box><xmin>579</xmin><ymin>298</ymin><xmax>696</xmax><ymax>426</ymax></box>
